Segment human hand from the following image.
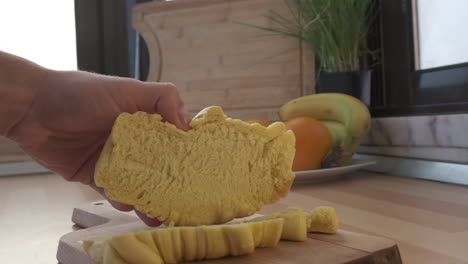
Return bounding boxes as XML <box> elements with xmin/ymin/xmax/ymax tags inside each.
<box><xmin>7</xmin><ymin>69</ymin><xmax>191</xmax><ymax>226</ymax></box>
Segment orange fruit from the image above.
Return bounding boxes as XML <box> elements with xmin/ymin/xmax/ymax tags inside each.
<box><xmin>285</xmin><ymin>117</ymin><xmax>332</xmax><ymax>171</ymax></box>
<box><xmin>245</xmin><ymin>119</ymin><xmax>271</xmax><ymax>127</ymax></box>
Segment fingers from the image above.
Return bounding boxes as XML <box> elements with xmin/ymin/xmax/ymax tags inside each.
<box><xmin>135</xmin><ymin>210</ymin><xmax>163</xmax><ymax>227</ymax></box>
<box><xmin>89</xmin><ymin>182</ymin><xmax>134</xmax><ymax>211</ymax></box>
<box><xmin>109</xmin><ymin>200</ymin><xmax>135</xmax><ymax>212</ymax></box>
<box><xmin>177</xmin><ymin>109</ymin><xmax>192</xmax><ymax>130</ymax></box>
<box><xmin>142</xmin><ymin>82</ymin><xmax>192</xmax><ymax>131</ymax></box>
<box><xmin>89</xmin><ymin>182</ymin><xmax>162</xmax><ymax>227</ymax></box>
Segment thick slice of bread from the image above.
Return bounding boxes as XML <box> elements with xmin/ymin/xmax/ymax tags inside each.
<box><xmin>95</xmin><ymin>106</ymin><xmax>295</xmax><ymax>226</ymax></box>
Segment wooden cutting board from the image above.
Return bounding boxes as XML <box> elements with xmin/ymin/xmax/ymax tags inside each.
<box><xmin>57</xmin><ymin>201</ymin><xmax>402</xmax><ymax>264</ymax></box>
<box><xmin>132</xmin><ymin>0</ymin><xmax>316</xmax><ymax>121</ymax></box>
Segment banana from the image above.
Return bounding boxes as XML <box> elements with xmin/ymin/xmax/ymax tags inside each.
<box><xmin>279</xmin><ymin>93</ymin><xmax>370</xmax><ymax>166</ymax></box>
<box><xmin>321</xmin><ymin>121</ymin><xmax>349</xmax><ymax>147</ymax></box>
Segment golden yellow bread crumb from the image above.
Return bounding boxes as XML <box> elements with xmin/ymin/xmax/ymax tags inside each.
<box><xmin>246</xmin><ymin>207</ymin><xmax>308</xmax><ymax>241</ymax></box>
<box><xmin>307</xmin><ymin>206</ymin><xmax>339</xmax><ymax>234</ymax></box>
<box><xmin>83</xmin><ymin>207</ymin><xmax>340</xmax><ymax>264</ymax></box>
<box><xmin>83</xmin><ymin>218</ymin><xmax>284</xmax><ymax>264</ymax></box>
<box><xmin>94</xmin><ymin>106</ymin><xmax>296</xmax><ymax>226</ymax></box>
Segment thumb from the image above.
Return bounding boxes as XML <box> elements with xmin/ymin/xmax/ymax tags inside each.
<box><xmin>137</xmin><ymin>82</ymin><xmax>191</xmax><ymax>131</ymax></box>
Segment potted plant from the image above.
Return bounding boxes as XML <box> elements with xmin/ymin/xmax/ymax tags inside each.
<box><xmin>249</xmin><ymin>0</ymin><xmax>377</xmax><ymax>105</ymax></box>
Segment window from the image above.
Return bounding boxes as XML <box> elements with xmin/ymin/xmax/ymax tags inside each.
<box><xmin>0</xmin><ymin>0</ymin><xmax>77</xmax><ymax>165</ymax></box>
<box><xmin>0</xmin><ymin>0</ymin><xmax>77</xmax><ymax>70</ymax></box>
<box><xmin>414</xmin><ymin>0</ymin><xmax>468</xmax><ymax>70</ymax></box>
<box><xmin>371</xmin><ymin>0</ymin><xmax>468</xmax><ymax>117</ymax></box>
<box><xmin>74</xmin><ymin>0</ymin><xmax>152</xmax><ymax>79</ymax></box>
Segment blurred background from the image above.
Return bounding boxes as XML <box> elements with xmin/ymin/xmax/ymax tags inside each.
<box><xmin>2</xmin><ymin>0</ymin><xmax>468</xmax><ymax>183</ymax></box>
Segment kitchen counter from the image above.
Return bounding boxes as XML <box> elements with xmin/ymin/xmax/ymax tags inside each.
<box><xmin>1</xmin><ymin>171</ymin><xmax>467</xmax><ymax>264</ymax></box>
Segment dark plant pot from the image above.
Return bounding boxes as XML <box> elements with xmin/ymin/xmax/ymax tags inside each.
<box><xmin>318</xmin><ymin>71</ymin><xmax>371</xmax><ymax>105</ymax></box>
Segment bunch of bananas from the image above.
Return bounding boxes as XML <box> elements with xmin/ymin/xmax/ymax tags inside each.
<box><xmin>279</xmin><ymin>93</ymin><xmax>371</xmax><ymax>168</ymax></box>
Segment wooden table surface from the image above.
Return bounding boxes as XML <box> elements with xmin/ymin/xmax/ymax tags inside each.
<box><xmin>1</xmin><ymin>171</ymin><xmax>467</xmax><ymax>264</ymax></box>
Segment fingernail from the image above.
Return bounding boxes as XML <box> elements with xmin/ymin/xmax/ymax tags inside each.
<box><xmin>178</xmin><ymin>110</ymin><xmax>192</xmax><ymax>130</ymax></box>
<box><xmin>182</xmin><ymin>111</ymin><xmax>192</xmax><ymax>124</ymax></box>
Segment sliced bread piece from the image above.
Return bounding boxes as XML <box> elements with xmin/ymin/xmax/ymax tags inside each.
<box><xmin>83</xmin><ymin>218</ymin><xmax>284</xmax><ymax>264</ymax></box>
<box><xmin>246</xmin><ymin>207</ymin><xmax>308</xmax><ymax>241</ymax></box>
<box><xmin>94</xmin><ymin>106</ymin><xmax>295</xmax><ymax>226</ymax></box>
<box><xmin>307</xmin><ymin>206</ymin><xmax>339</xmax><ymax>234</ymax></box>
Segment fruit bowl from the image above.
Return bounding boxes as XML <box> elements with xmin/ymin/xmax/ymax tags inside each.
<box><xmin>278</xmin><ymin>93</ymin><xmax>372</xmax><ymax>172</ymax></box>
<box><xmin>293</xmin><ymin>158</ymin><xmax>376</xmax><ymax>184</ymax></box>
